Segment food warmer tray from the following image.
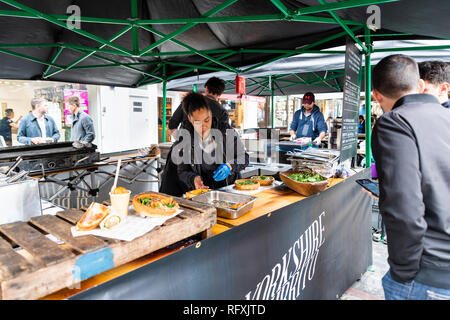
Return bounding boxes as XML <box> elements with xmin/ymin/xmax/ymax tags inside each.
<box><xmin>191</xmin><ymin>190</ymin><xmax>257</xmax><ymax>219</ymax></box>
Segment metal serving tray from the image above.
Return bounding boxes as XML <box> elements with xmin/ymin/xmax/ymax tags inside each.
<box><xmin>191</xmin><ymin>190</ymin><xmax>257</xmax><ymax>219</ymax></box>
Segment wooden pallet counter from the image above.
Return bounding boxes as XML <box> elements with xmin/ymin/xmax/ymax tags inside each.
<box><xmin>62</xmin><ymin>169</ymin><xmax>372</xmax><ymax>300</ymax></box>
<box><xmin>0</xmin><ymin>195</ymin><xmax>216</xmax><ymax>300</ymax></box>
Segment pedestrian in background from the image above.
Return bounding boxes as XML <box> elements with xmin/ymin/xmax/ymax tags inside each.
<box><xmin>418</xmin><ymin>60</ymin><xmax>449</xmax><ymax>108</ymax></box>
<box><xmin>17</xmin><ymin>98</ymin><xmax>60</xmax><ymax>145</ymax></box>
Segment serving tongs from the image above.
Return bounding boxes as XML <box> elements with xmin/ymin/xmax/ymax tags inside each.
<box><xmin>6</xmin><ymin>170</ymin><xmax>29</xmax><ymax>183</ymax></box>
<box><xmin>5</xmin><ymin>156</ymin><xmax>23</xmax><ymax>176</ymax></box>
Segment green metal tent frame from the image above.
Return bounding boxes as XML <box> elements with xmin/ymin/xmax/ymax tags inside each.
<box><xmin>0</xmin><ymin>0</ymin><xmax>449</xmax><ymax>163</ymax></box>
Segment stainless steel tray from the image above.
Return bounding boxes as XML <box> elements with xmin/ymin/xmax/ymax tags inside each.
<box><xmin>191</xmin><ymin>190</ymin><xmax>257</xmax><ymax>219</ymax></box>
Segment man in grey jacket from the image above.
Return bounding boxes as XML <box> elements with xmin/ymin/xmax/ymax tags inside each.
<box><xmin>371</xmin><ymin>54</ymin><xmax>450</xmax><ymax>300</ymax></box>
<box><xmin>66</xmin><ymin>96</ymin><xmax>95</xmax><ymax>148</ymax></box>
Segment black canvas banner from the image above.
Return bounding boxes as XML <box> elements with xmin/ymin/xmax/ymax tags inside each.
<box><xmin>70</xmin><ymin>169</ymin><xmax>372</xmax><ymax>300</ymax></box>
<box><xmin>340</xmin><ymin>37</ymin><xmax>363</xmax><ymax>163</ymax></box>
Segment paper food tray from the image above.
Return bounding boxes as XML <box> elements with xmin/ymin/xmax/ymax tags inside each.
<box><xmin>71</xmin><ymin>205</ymin><xmax>183</xmax><ymax>242</ymax></box>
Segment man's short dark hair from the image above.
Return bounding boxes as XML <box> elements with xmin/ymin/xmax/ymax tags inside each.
<box><xmin>418</xmin><ymin>61</ymin><xmax>450</xmax><ymax>86</ymax></box>
<box><xmin>204</xmin><ymin>77</ymin><xmax>225</xmax><ymax>96</ymax></box>
<box><xmin>4</xmin><ymin>109</ymin><xmax>13</xmax><ymax>117</ymax></box>
<box><xmin>66</xmin><ymin>95</ymin><xmax>80</xmax><ymax>107</ymax></box>
<box><xmin>182</xmin><ymin>92</ymin><xmax>210</xmax><ymax>116</ymax></box>
<box><xmin>372</xmin><ymin>54</ymin><xmax>420</xmax><ymax>99</ymax></box>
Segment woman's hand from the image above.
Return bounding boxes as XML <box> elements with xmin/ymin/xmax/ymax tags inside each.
<box><xmin>213</xmin><ymin>163</ymin><xmax>232</xmax><ymax>181</ymax></box>
<box><xmin>194</xmin><ymin>176</ymin><xmax>208</xmax><ymax>190</ymax></box>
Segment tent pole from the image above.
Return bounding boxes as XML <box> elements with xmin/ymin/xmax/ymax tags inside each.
<box><xmin>364</xmin><ymin>28</ymin><xmax>372</xmax><ymax>168</ymax></box>
<box><xmin>162</xmin><ymin>80</ymin><xmax>167</xmax><ymax>143</ymax></box>
<box><xmin>162</xmin><ymin>64</ymin><xmax>168</xmax><ymax>143</ymax></box>
<box><xmin>270</xmin><ymin>76</ymin><xmax>274</xmax><ymax>128</ymax></box>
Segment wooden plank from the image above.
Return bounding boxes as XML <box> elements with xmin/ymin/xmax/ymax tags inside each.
<box><xmin>162</xmin><ymin>216</ymin><xmax>184</xmax><ymax>227</ymax></box>
<box><xmin>176</xmin><ymin>197</ymin><xmax>209</xmax><ymax>213</ymax></box>
<box><xmin>200</xmin><ymin>228</ymin><xmax>213</xmax><ymax>240</ymax></box>
<box><xmin>2</xmin><ymin>206</ymin><xmax>216</xmax><ymax>300</ymax></box>
<box><xmin>56</xmin><ymin>209</ymin><xmax>84</xmax><ymax>225</ymax></box>
<box><xmin>0</xmin><ymin>222</ymin><xmax>75</xmax><ymax>266</ymax></box>
<box><xmin>0</xmin><ymin>191</ymin><xmax>216</xmax><ymax>300</ymax></box>
<box><xmin>178</xmin><ymin>207</ymin><xmax>200</xmax><ymax>219</ymax></box>
<box><xmin>1</xmin><ymin>258</ymin><xmax>77</xmax><ymax>300</ymax></box>
<box><xmin>29</xmin><ymin>215</ymin><xmax>106</xmax><ymax>254</ymax></box>
<box><xmin>0</xmin><ymin>237</ymin><xmax>36</xmax><ymax>283</ymax></box>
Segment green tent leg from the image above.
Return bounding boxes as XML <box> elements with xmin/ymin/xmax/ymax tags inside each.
<box><xmin>162</xmin><ymin>80</ymin><xmax>167</xmax><ymax>143</ymax></box>
<box><xmin>365</xmin><ymin>30</ymin><xmax>372</xmax><ymax>168</ymax></box>
<box><xmin>270</xmin><ymin>77</ymin><xmax>274</xmax><ymax>128</ymax></box>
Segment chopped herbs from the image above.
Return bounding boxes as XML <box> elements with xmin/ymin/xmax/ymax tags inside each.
<box><xmin>138</xmin><ymin>197</ymin><xmax>160</xmax><ymax>205</ymax></box>
<box><xmin>237</xmin><ymin>180</ymin><xmax>257</xmax><ymax>185</ymax></box>
<box><xmin>288</xmin><ymin>172</ymin><xmax>325</xmax><ymax>183</ymax></box>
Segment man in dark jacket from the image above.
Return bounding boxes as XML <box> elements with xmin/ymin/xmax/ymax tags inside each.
<box><xmin>160</xmin><ymin>92</ymin><xmax>248</xmax><ymax>197</ymax></box>
<box><xmin>289</xmin><ymin>92</ymin><xmax>327</xmax><ymax>145</ymax></box>
<box><xmin>371</xmin><ymin>54</ymin><xmax>450</xmax><ymax>300</ymax></box>
<box><xmin>0</xmin><ymin>109</ymin><xmax>20</xmax><ymax>146</ymax></box>
<box><xmin>167</xmin><ymin>77</ymin><xmax>230</xmax><ymax>139</ymax></box>
<box><xmin>418</xmin><ymin>60</ymin><xmax>449</xmax><ymax>109</ymax></box>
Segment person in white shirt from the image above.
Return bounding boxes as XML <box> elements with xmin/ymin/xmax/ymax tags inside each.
<box><xmin>17</xmin><ymin>98</ymin><xmax>60</xmax><ymax>145</ymax></box>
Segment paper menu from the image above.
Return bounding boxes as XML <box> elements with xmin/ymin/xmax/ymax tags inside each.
<box><xmin>71</xmin><ymin>207</ymin><xmax>183</xmax><ymax>242</ymax></box>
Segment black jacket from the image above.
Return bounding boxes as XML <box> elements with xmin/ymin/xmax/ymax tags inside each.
<box><xmin>160</xmin><ymin>119</ymin><xmax>249</xmax><ymax>197</ymax></box>
<box><xmin>372</xmin><ymin>94</ymin><xmax>450</xmax><ymax>289</ymax></box>
<box><xmin>443</xmin><ymin>100</ymin><xmax>449</xmax><ymax>109</ymax></box>
<box><xmin>168</xmin><ymin>96</ymin><xmax>229</xmax><ymax>130</ymax></box>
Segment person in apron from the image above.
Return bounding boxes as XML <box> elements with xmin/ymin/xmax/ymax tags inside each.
<box><xmin>289</xmin><ymin>92</ymin><xmax>327</xmax><ymax>146</ymax></box>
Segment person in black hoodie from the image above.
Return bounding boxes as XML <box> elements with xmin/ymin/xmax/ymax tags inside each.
<box><xmin>167</xmin><ymin>77</ymin><xmax>230</xmax><ymax>139</ymax></box>
<box><xmin>160</xmin><ymin>92</ymin><xmax>248</xmax><ymax>197</ymax></box>
<box><xmin>371</xmin><ymin>54</ymin><xmax>450</xmax><ymax>300</ymax></box>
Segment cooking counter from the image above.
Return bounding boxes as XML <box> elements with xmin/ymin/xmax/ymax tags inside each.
<box><xmin>35</xmin><ymin>170</ymin><xmax>371</xmax><ymax>300</ymax></box>
<box><xmin>212</xmin><ymin>177</ymin><xmax>343</xmax><ymax>232</ymax></box>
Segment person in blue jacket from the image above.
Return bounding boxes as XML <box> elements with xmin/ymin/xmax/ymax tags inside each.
<box><xmin>289</xmin><ymin>92</ymin><xmax>327</xmax><ymax>145</ymax></box>
<box><xmin>17</xmin><ymin>97</ymin><xmax>60</xmax><ymax>145</ymax></box>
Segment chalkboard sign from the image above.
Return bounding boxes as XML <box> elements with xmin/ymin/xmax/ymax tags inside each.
<box><xmin>340</xmin><ymin>37</ymin><xmax>362</xmax><ymax>163</ymax></box>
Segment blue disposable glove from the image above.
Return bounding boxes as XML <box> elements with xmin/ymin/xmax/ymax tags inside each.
<box><xmin>213</xmin><ymin>163</ymin><xmax>231</xmax><ymax>181</ymax></box>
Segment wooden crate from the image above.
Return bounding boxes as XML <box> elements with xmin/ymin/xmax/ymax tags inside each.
<box><xmin>0</xmin><ymin>194</ymin><xmax>216</xmax><ymax>300</ymax></box>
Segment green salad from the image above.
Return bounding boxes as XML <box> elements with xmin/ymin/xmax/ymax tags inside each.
<box><xmin>138</xmin><ymin>197</ymin><xmax>160</xmax><ymax>205</ymax></box>
<box><xmin>237</xmin><ymin>180</ymin><xmax>257</xmax><ymax>185</ymax></box>
<box><xmin>256</xmin><ymin>175</ymin><xmax>272</xmax><ymax>180</ymax></box>
<box><xmin>138</xmin><ymin>197</ymin><xmax>175</xmax><ymax>208</ymax></box>
<box><xmin>288</xmin><ymin>172</ymin><xmax>325</xmax><ymax>183</ymax></box>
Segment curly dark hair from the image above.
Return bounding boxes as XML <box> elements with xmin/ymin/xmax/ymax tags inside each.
<box><xmin>182</xmin><ymin>91</ymin><xmax>210</xmax><ymax>116</ymax></box>
<box><xmin>418</xmin><ymin>61</ymin><xmax>450</xmax><ymax>85</ymax></box>
<box><xmin>204</xmin><ymin>77</ymin><xmax>225</xmax><ymax>96</ymax></box>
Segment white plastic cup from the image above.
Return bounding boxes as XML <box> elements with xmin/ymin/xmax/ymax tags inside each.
<box><xmin>109</xmin><ymin>190</ymin><xmax>131</xmax><ymax>218</ymax></box>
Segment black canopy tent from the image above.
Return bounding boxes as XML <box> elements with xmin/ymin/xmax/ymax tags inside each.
<box><xmin>0</xmin><ymin>0</ymin><xmax>449</xmax><ymax>163</ymax></box>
